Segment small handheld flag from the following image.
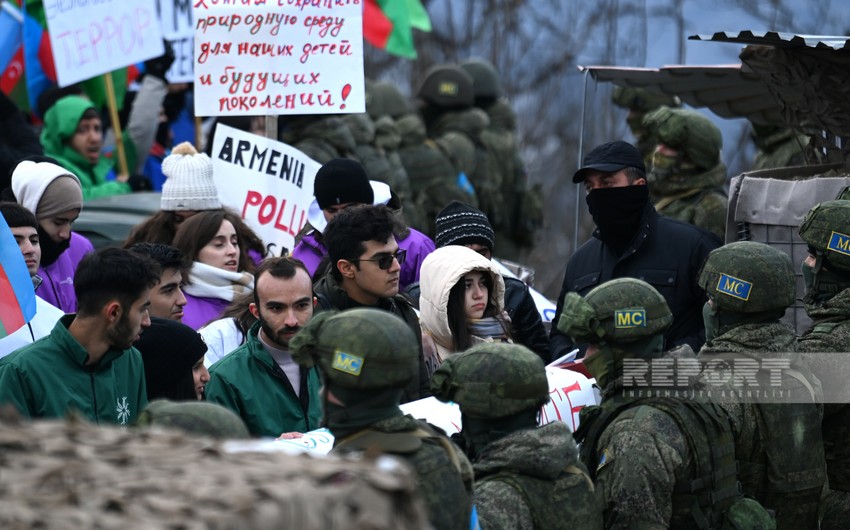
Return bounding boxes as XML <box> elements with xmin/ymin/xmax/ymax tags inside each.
<box><xmin>0</xmin><ymin>214</ymin><xmax>36</xmax><ymax>338</ymax></box>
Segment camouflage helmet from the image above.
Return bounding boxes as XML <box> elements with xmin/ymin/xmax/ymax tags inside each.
<box><xmin>612</xmin><ymin>86</ymin><xmax>680</xmax><ymax>112</ymax></box>
<box><xmin>557</xmin><ymin>278</ymin><xmax>673</xmax><ymax>346</ymax></box>
<box><xmin>416</xmin><ymin>64</ymin><xmax>474</xmax><ymax>109</ymax></box>
<box><xmin>367</xmin><ymin>81</ymin><xmax>411</xmax><ymax>120</ymax></box>
<box><xmin>643</xmin><ymin>107</ymin><xmax>723</xmax><ymax>170</ymax></box>
<box><xmin>459</xmin><ymin>58</ymin><xmax>503</xmax><ymax>99</ymax></box>
<box><xmin>430</xmin><ymin>343</ymin><xmax>549</xmax><ymax>419</ymax></box>
<box><xmin>799</xmin><ymin>200</ymin><xmax>850</xmax><ymax>274</ymax></box>
<box><xmin>136</xmin><ymin>400</ymin><xmax>250</xmax><ymax>439</ymax></box>
<box><xmin>290</xmin><ymin>309</ymin><xmax>419</xmax><ymax>390</ymax></box>
<box><xmin>698</xmin><ymin>241</ymin><xmax>795</xmax><ymax>313</ymax></box>
<box><xmin>836</xmin><ymin>185</ymin><xmax>850</xmax><ymax>201</ymax></box>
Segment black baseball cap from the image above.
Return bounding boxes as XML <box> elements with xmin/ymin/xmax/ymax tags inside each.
<box><xmin>572</xmin><ymin>141</ymin><xmax>646</xmax><ymax>183</ymax></box>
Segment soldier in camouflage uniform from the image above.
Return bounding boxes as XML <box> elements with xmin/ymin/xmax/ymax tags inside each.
<box><xmin>611</xmin><ymin>86</ymin><xmax>680</xmax><ymax>165</ymax></box>
<box><xmin>698</xmin><ymin>241</ymin><xmax>825</xmax><ymax>529</ymax></box>
<box><xmin>642</xmin><ymin>107</ymin><xmax>728</xmax><ymax>240</ymax></box>
<box><xmin>460</xmin><ymin>58</ymin><xmax>542</xmax><ymax>260</ymax></box>
<box><xmin>136</xmin><ymin>399</ymin><xmax>251</xmax><ymax>439</ymax></box>
<box><xmin>559</xmin><ymin>278</ymin><xmax>765</xmax><ymax>529</ymax></box>
<box><xmin>750</xmin><ymin>124</ymin><xmax>808</xmax><ymax>171</ymax></box>
<box><xmin>290</xmin><ymin>308</ymin><xmax>473</xmax><ymax>530</ymax></box>
<box><xmin>431</xmin><ymin>342</ymin><xmax>601</xmax><ymax>529</ymax></box>
<box><xmin>797</xmin><ymin>201</ymin><xmax>850</xmax><ymax>529</ymax></box>
<box><xmin>279</xmin><ymin>114</ymin><xmax>357</xmax><ymax>164</ymax></box>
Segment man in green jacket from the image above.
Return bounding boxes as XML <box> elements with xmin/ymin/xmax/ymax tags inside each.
<box><xmin>0</xmin><ymin>247</ymin><xmax>159</xmax><ymax>425</ymax></box>
<box><xmin>205</xmin><ymin>257</ymin><xmax>322</xmax><ymax>438</ymax></box>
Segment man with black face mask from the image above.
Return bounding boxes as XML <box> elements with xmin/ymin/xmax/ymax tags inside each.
<box><xmin>549</xmin><ymin>141</ymin><xmax>719</xmax><ymax>359</ymax></box>
<box><xmin>205</xmin><ymin>257</ymin><xmax>322</xmax><ymax>438</ymax></box>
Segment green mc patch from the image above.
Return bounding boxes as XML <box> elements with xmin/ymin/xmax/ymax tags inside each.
<box><xmin>332</xmin><ymin>351</ymin><xmax>364</xmax><ymax>376</ymax></box>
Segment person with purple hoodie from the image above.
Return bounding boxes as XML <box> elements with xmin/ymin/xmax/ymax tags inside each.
<box><xmin>9</xmin><ymin>158</ymin><xmax>94</xmax><ymax>313</ymax></box>
<box><xmin>293</xmin><ymin>158</ymin><xmax>434</xmax><ymax>289</ymax></box>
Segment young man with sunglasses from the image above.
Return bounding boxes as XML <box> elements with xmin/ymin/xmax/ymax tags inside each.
<box><xmin>315</xmin><ymin>204</ymin><xmax>430</xmax><ymax>402</ymax></box>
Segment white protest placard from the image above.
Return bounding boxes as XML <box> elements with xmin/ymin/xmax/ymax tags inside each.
<box><xmin>44</xmin><ymin>0</ymin><xmax>165</xmax><ymax>87</ymax></box>
<box><xmin>157</xmin><ymin>0</ymin><xmax>195</xmax><ymax>83</ymax></box>
<box><xmin>211</xmin><ymin>124</ymin><xmax>320</xmax><ymax>255</ymax></box>
<box><xmin>193</xmin><ymin>0</ymin><xmax>364</xmax><ymax>116</ymax></box>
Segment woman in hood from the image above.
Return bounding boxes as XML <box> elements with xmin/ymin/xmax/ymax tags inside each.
<box><xmin>172</xmin><ymin>210</ymin><xmax>255</xmax><ymax>330</ymax></box>
<box><xmin>135</xmin><ymin>317</ymin><xmax>210</xmax><ymax>401</ymax></box>
<box><xmin>419</xmin><ymin>245</ymin><xmax>510</xmax><ymax>376</ymax></box>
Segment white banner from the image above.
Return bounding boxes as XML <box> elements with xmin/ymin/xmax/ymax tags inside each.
<box><xmin>45</xmin><ymin>0</ymin><xmax>164</xmax><ymax>87</ymax></box>
<box><xmin>192</xmin><ymin>0</ymin><xmax>364</xmax><ymax>116</ymax></box>
<box><xmin>211</xmin><ymin>124</ymin><xmax>320</xmax><ymax>255</ymax></box>
<box><xmin>157</xmin><ymin>0</ymin><xmax>195</xmax><ymax>83</ymax></box>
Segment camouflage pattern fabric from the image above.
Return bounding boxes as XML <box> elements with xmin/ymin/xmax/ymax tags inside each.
<box><xmin>332</xmin><ymin>414</ymin><xmax>473</xmax><ymax>530</ymax></box>
<box><xmin>281</xmin><ymin>116</ymin><xmax>357</xmax><ymax>164</ymax></box>
<box><xmin>612</xmin><ymin>87</ymin><xmax>680</xmax><ymax>163</ymax></box>
<box><xmin>652</xmin><ymin>163</ymin><xmax>728</xmax><ymax>241</ymax></box>
<box><xmin>751</xmin><ymin>127</ymin><xmax>808</xmax><ymax>171</ymax></box>
<box><xmin>135</xmin><ymin>399</ymin><xmax>250</xmax><ymax>439</ymax></box>
<box><xmin>474</xmin><ymin>422</ymin><xmax>602</xmax><ymax>530</ymax></box>
<box><xmin>799</xmin><ymin>200</ymin><xmax>850</xmax><ymax>273</ymax></box>
<box><xmin>699</xmin><ymin>322</ymin><xmax>825</xmax><ymax>530</ymax></box>
<box><xmin>798</xmin><ymin>289</ymin><xmax>850</xmax><ymax>530</ymax></box>
<box><xmin>643</xmin><ymin>107</ymin><xmax>722</xmax><ymax>171</ymax></box>
<box><xmin>429</xmin><ymin>108</ymin><xmax>484</xmax><ymax>179</ymax></box>
<box><xmin>397</xmin><ymin>112</ymin><xmax>477</xmax><ymax>237</ymax></box>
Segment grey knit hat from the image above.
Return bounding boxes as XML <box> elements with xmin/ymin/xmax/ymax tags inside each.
<box><xmin>161</xmin><ymin>142</ymin><xmax>221</xmax><ymax>212</ymax></box>
<box><xmin>434</xmin><ymin>201</ymin><xmax>495</xmax><ymax>251</ymax></box>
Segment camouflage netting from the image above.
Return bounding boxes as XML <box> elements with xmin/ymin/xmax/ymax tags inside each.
<box><xmin>0</xmin><ymin>412</ymin><xmax>428</xmax><ymax>529</ymax></box>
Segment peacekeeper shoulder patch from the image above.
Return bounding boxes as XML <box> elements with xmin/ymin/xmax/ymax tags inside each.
<box><xmin>828</xmin><ymin>231</ymin><xmax>850</xmax><ymax>256</ymax></box>
<box><xmin>716</xmin><ymin>273</ymin><xmax>752</xmax><ymax>301</ymax></box>
<box><xmin>614</xmin><ymin>308</ymin><xmax>646</xmax><ymax>328</ymax></box>
<box><xmin>332</xmin><ymin>351</ymin><xmax>364</xmax><ymax>376</ymax></box>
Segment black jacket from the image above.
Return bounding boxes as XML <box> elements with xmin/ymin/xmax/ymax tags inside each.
<box><xmin>404</xmin><ymin>276</ymin><xmax>551</xmax><ymax>363</ymax></box>
<box><xmin>314</xmin><ymin>271</ymin><xmax>431</xmax><ymax>402</ymax></box>
<box><xmin>550</xmin><ymin>204</ymin><xmax>720</xmax><ymax>359</ymax></box>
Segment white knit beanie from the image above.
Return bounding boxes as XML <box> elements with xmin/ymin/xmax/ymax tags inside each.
<box><xmin>160</xmin><ymin>142</ymin><xmax>221</xmax><ymax>211</ymax></box>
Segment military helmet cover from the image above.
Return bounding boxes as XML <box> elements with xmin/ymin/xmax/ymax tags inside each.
<box><xmin>416</xmin><ymin>64</ymin><xmax>475</xmax><ymax>109</ymax></box>
<box><xmin>459</xmin><ymin>58</ymin><xmax>502</xmax><ymax>99</ymax></box>
<box><xmin>290</xmin><ymin>308</ymin><xmax>420</xmax><ymax>390</ymax></box>
<box><xmin>557</xmin><ymin>278</ymin><xmax>672</xmax><ymax>345</ymax></box>
<box><xmin>612</xmin><ymin>86</ymin><xmax>680</xmax><ymax>112</ymax></box>
<box><xmin>431</xmin><ymin>342</ymin><xmax>549</xmax><ymax>419</ymax></box>
<box><xmin>698</xmin><ymin>241</ymin><xmax>795</xmax><ymax>313</ymax></box>
<box><xmin>136</xmin><ymin>400</ymin><xmax>251</xmax><ymax>439</ymax></box>
<box><xmin>799</xmin><ymin>200</ymin><xmax>850</xmax><ymax>274</ymax></box>
<box><xmin>368</xmin><ymin>81</ymin><xmax>411</xmax><ymax>120</ymax></box>
<box><xmin>643</xmin><ymin>107</ymin><xmax>723</xmax><ymax>170</ymax></box>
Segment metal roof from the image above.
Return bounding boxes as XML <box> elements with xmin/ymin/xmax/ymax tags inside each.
<box><xmin>689</xmin><ymin>31</ymin><xmax>850</xmax><ymax>51</ymax></box>
<box><xmin>577</xmin><ymin>64</ymin><xmax>783</xmax><ymax>125</ymax></box>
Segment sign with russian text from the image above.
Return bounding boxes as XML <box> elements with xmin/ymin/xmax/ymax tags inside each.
<box><xmin>211</xmin><ymin>124</ymin><xmax>320</xmax><ymax>256</ymax></box>
<box><xmin>193</xmin><ymin>0</ymin><xmax>365</xmax><ymax>116</ymax></box>
<box><xmin>45</xmin><ymin>0</ymin><xmax>165</xmax><ymax>87</ymax></box>
<box><xmin>158</xmin><ymin>0</ymin><xmax>195</xmax><ymax>83</ymax></box>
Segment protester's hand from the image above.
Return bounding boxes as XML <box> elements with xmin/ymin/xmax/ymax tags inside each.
<box><xmin>144</xmin><ymin>41</ymin><xmax>176</xmax><ymax>81</ymax></box>
<box><xmin>128</xmin><ymin>174</ymin><xmax>153</xmax><ymax>192</ymax></box>
<box><xmin>116</xmin><ymin>173</ymin><xmax>130</xmax><ymax>183</ymax></box>
<box><xmin>276</xmin><ymin>432</ymin><xmax>303</xmax><ymax>440</ymax></box>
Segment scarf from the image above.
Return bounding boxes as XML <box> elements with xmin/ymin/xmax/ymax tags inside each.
<box><xmin>183</xmin><ymin>261</ymin><xmax>254</xmax><ymax>302</ymax></box>
<box><xmin>586</xmin><ymin>185</ymin><xmax>649</xmax><ymax>253</ymax></box>
<box><xmin>467</xmin><ymin>316</ymin><xmax>509</xmax><ymax>341</ymax></box>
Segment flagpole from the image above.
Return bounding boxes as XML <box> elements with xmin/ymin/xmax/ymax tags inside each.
<box><xmin>103</xmin><ymin>72</ymin><xmax>129</xmax><ymax>177</ymax></box>
<box><xmin>195</xmin><ymin>116</ymin><xmax>203</xmax><ymax>150</ymax></box>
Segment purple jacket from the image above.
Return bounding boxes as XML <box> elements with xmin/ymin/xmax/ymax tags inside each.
<box><xmin>182</xmin><ymin>294</ymin><xmax>231</xmax><ymax>331</ymax></box>
<box><xmin>292</xmin><ymin>229</ymin><xmax>435</xmax><ymax>290</ymax></box>
<box><xmin>36</xmin><ymin>232</ymin><xmax>94</xmax><ymax>313</ymax></box>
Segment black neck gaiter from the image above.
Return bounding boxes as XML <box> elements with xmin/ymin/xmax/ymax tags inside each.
<box><xmin>586</xmin><ymin>185</ymin><xmax>649</xmax><ymax>253</ymax></box>
<box><xmin>37</xmin><ymin>225</ymin><xmax>71</xmax><ymax>267</ymax></box>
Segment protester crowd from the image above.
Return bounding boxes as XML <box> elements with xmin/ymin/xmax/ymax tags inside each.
<box><xmin>0</xmin><ymin>51</ymin><xmax>843</xmax><ymax>529</ymax></box>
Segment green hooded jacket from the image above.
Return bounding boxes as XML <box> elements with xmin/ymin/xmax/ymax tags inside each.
<box><xmin>0</xmin><ymin>315</ymin><xmax>148</xmax><ymax>425</ymax></box>
<box><xmin>205</xmin><ymin>323</ymin><xmax>322</xmax><ymax>437</ymax></box>
<box><xmin>40</xmin><ymin>96</ymin><xmax>133</xmax><ymax>200</ymax></box>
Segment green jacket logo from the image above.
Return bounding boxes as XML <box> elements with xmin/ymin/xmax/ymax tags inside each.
<box><xmin>716</xmin><ymin>273</ymin><xmax>752</xmax><ymax>301</ymax></box>
<box><xmin>614</xmin><ymin>309</ymin><xmax>646</xmax><ymax>328</ymax></box>
<box><xmin>116</xmin><ymin>396</ymin><xmax>130</xmax><ymax>425</ymax></box>
<box><xmin>828</xmin><ymin>231</ymin><xmax>850</xmax><ymax>256</ymax></box>
<box><xmin>332</xmin><ymin>351</ymin><xmax>364</xmax><ymax>376</ymax></box>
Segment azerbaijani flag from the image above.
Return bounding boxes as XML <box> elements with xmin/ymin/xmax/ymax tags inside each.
<box><xmin>364</xmin><ymin>0</ymin><xmax>432</xmax><ymax>59</ymax></box>
<box><xmin>0</xmin><ymin>214</ymin><xmax>36</xmax><ymax>339</ymax></box>
<box><xmin>0</xmin><ymin>0</ymin><xmax>28</xmax><ymax>110</ymax></box>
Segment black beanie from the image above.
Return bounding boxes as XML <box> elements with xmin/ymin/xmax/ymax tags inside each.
<box><xmin>313</xmin><ymin>158</ymin><xmax>373</xmax><ymax>210</ymax></box>
<box><xmin>434</xmin><ymin>201</ymin><xmax>495</xmax><ymax>250</ymax></box>
<box><xmin>135</xmin><ymin>317</ymin><xmax>207</xmax><ymax>401</ymax></box>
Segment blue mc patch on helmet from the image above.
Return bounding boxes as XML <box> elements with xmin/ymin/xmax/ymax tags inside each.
<box><xmin>716</xmin><ymin>273</ymin><xmax>752</xmax><ymax>301</ymax></box>
<box><xmin>827</xmin><ymin>231</ymin><xmax>850</xmax><ymax>256</ymax></box>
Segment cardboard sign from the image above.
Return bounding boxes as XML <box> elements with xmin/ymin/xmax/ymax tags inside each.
<box><xmin>157</xmin><ymin>0</ymin><xmax>195</xmax><ymax>83</ymax></box>
<box><xmin>192</xmin><ymin>0</ymin><xmax>364</xmax><ymax>116</ymax></box>
<box><xmin>211</xmin><ymin>124</ymin><xmax>320</xmax><ymax>255</ymax></box>
<box><xmin>45</xmin><ymin>0</ymin><xmax>164</xmax><ymax>87</ymax></box>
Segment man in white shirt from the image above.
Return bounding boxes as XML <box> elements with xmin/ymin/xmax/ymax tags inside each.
<box><xmin>0</xmin><ymin>203</ymin><xmax>64</xmax><ymax>358</ymax></box>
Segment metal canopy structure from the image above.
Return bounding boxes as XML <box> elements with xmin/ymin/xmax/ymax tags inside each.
<box><xmin>576</xmin><ymin>64</ymin><xmax>783</xmax><ymax>126</ymax></box>
<box><xmin>689</xmin><ymin>31</ymin><xmax>850</xmax><ymax>52</ymax></box>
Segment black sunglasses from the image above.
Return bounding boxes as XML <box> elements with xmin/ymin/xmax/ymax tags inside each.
<box><xmin>348</xmin><ymin>249</ymin><xmax>407</xmax><ymax>270</ymax></box>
